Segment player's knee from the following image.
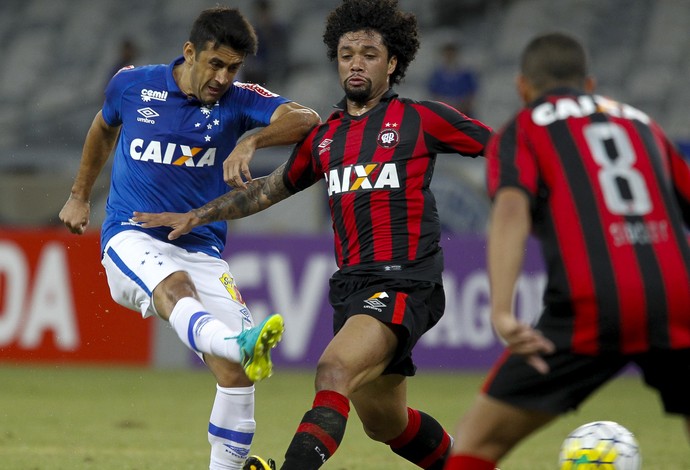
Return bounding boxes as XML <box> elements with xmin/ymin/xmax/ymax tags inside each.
<box><xmin>314</xmin><ymin>357</ymin><xmax>354</xmax><ymax>393</ymax></box>
<box><xmin>165</xmin><ymin>271</ymin><xmax>198</xmax><ymax>297</ymax></box>
<box><xmin>153</xmin><ymin>271</ymin><xmax>199</xmax><ymax>318</ymax></box>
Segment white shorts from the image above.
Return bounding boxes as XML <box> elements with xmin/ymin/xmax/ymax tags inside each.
<box><xmin>101</xmin><ymin>230</ymin><xmax>253</xmax><ymax>332</ymax></box>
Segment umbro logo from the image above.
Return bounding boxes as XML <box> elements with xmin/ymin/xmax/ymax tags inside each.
<box><xmin>137</xmin><ymin>107</ymin><xmax>159</xmax><ymax>118</ymax></box>
<box><xmin>318</xmin><ymin>138</ymin><xmax>332</xmax><ymax>155</ymax></box>
<box><xmin>364</xmin><ymin>292</ymin><xmax>389</xmax><ymax>311</ymax></box>
<box><xmin>137</xmin><ymin>107</ymin><xmax>158</xmax><ymax>124</ymax></box>
<box><xmin>222</xmin><ymin>443</ymin><xmax>249</xmax><ymax>459</ymax></box>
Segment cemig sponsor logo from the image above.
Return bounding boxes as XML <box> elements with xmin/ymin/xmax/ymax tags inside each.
<box><xmin>129</xmin><ymin>138</ymin><xmax>216</xmax><ymax>167</ymax></box>
<box><xmin>141</xmin><ymin>89</ymin><xmax>168</xmax><ymax>102</ymax></box>
<box><xmin>325</xmin><ymin>162</ymin><xmax>400</xmax><ymax>196</ymax></box>
<box><xmin>136</xmin><ymin>107</ymin><xmax>159</xmax><ymax>124</ymax></box>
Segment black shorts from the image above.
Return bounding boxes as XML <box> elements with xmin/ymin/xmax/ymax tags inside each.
<box><xmin>328</xmin><ymin>273</ymin><xmax>445</xmax><ymax>377</ymax></box>
<box><xmin>484</xmin><ymin>347</ymin><xmax>690</xmax><ymax>416</ymax></box>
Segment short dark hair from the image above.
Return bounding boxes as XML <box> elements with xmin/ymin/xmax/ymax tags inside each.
<box><xmin>323</xmin><ymin>0</ymin><xmax>420</xmax><ymax>85</ymax></box>
<box><xmin>521</xmin><ymin>32</ymin><xmax>588</xmax><ymax>91</ymax></box>
<box><xmin>189</xmin><ymin>6</ymin><xmax>258</xmax><ymax>56</ymax></box>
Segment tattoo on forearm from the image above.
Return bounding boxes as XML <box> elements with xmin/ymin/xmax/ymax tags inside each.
<box><xmin>192</xmin><ymin>163</ymin><xmax>292</xmax><ymax>223</ymax></box>
<box><xmin>262</xmin><ymin>163</ymin><xmax>292</xmax><ymax>204</ymax></box>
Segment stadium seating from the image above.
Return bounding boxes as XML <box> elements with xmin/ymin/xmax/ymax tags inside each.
<box><xmin>1</xmin><ymin>0</ymin><xmax>688</xmax><ymax>226</ymax></box>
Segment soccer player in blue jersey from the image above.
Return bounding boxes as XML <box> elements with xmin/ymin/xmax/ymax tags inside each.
<box><xmin>58</xmin><ymin>6</ymin><xmax>319</xmax><ymax>470</ymax></box>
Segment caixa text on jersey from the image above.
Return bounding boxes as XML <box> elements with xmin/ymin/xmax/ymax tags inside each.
<box><xmin>129</xmin><ymin>138</ymin><xmax>216</xmax><ymax>167</ymax></box>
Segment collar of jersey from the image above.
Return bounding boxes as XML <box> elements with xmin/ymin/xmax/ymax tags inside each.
<box><xmin>333</xmin><ymin>87</ymin><xmax>398</xmax><ymax>115</ymax></box>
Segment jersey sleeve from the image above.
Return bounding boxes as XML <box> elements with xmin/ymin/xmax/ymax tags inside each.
<box><xmin>232</xmin><ymin>82</ymin><xmax>289</xmax><ymax>129</ymax></box>
<box><xmin>101</xmin><ymin>68</ymin><xmax>132</xmax><ymax>126</ymax></box>
<box><xmin>282</xmin><ymin>128</ymin><xmax>322</xmax><ymax>193</ymax></box>
<box><xmin>414</xmin><ymin>100</ymin><xmax>492</xmax><ymax>157</ymax></box>
<box><xmin>486</xmin><ymin>115</ymin><xmax>539</xmax><ymax>202</ymax></box>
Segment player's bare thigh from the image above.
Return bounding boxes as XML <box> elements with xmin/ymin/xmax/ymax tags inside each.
<box><xmin>315</xmin><ymin>314</ymin><xmax>398</xmax><ymax>395</ymax></box>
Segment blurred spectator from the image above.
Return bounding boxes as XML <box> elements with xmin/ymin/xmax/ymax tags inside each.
<box><xmin>243</xmin><ymin>0</ymin><xmax>290</xmax><ymax>88</ymax></box>
<box><xmin>678</xmin><ymin>140</ymin><xmax>690</xmax><ymax>160</ymax></box>
<box><xmin>426</xmin><ymin>41</ymin><xmax>479</xmax><ymax>117</ymax></box>
<box><xmin>432</xmin><ymin>0</ymin><xmax>490</xmax><ymax>27</ymax></box>
<box><xmin>106</xmin><ymin>38</ymin><xmax>139</xmax><ymax>81</ymax></box>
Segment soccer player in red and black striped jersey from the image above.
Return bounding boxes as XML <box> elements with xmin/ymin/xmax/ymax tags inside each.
<box><xmin>133</xmin><ymin>1</ymin><xmax>492</xmax><ymax>468</ymax></box>
<box><xmin>444</xmin><ymin>32</ymin><xmax>690</xmax><ymax>470</ymax></box>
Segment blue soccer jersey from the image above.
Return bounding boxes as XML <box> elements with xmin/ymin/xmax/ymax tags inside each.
<box><xmin>100</xmin><ymin>56</ymin><xmax>289</xmax><ymax>257</ymax></box>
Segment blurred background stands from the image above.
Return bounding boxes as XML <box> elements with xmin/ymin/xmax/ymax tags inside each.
<box><xmin>1</xmin><ymin>0</ymin><xmax>687</xmax><ymax>231</ymax></box>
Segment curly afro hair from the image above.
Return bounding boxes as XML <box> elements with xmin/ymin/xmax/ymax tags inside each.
<box><xmin>323</xmin><ymin>0</ymin><xmax>420</xmax><ymax>86</ymax></box>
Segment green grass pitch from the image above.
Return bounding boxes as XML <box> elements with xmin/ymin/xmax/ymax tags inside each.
<box><xmin>0</xmin><ymin>365</ymin><xmax>687</xmax><ymax>469</ymax></box>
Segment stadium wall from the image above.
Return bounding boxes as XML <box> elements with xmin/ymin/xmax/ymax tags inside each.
<box><xmin>0</xmin><ymin>229</ymin><xmax>546</xmax><ymax>371</ymax></box>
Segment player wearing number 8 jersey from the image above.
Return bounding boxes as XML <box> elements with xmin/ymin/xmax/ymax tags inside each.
<box><xmin>486</xmin><ymin>62</ymin><xmax>690</xmax><ymax>357</ymax></box>
<box><xmin>489</xmin><ymin>86</ymin><xmax>690</xmax><ymax>356</ymax></box>
<box><xmin>444</xmin><ymin>32</ymin><xmax>690</xmax><ymax>470</ymax></box>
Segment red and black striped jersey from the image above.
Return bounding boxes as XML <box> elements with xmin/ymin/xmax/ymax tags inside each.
<box><xmin>283</xmin><ymin>89</ymin><xmax>491</xmax><ymax>280</ymax></box>
<box><xmin>487</xmin><ymin>88</ymin><xmax>690</xmax><ymax>354</ymax></box>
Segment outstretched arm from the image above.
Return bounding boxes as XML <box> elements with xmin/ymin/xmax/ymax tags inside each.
<box><xmin>488</xmin><ymin>187</ymin><xmax>555</xmax><ymax>373</ymax></box>
<box><xmin>133</xmin><ymin>162</ymin><xmax>293</xmax><ymax>240</ymax></box>
<box><xmin>224</xmin><ymin>102</ymin><xmax>320</xmax><ymax>189</ymax></box>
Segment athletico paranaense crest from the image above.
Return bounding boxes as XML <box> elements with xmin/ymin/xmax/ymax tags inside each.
<box><xmin>377</xmin><ymin>122</ymin><xmax>400</xmax><ymax>148</ymax></box>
